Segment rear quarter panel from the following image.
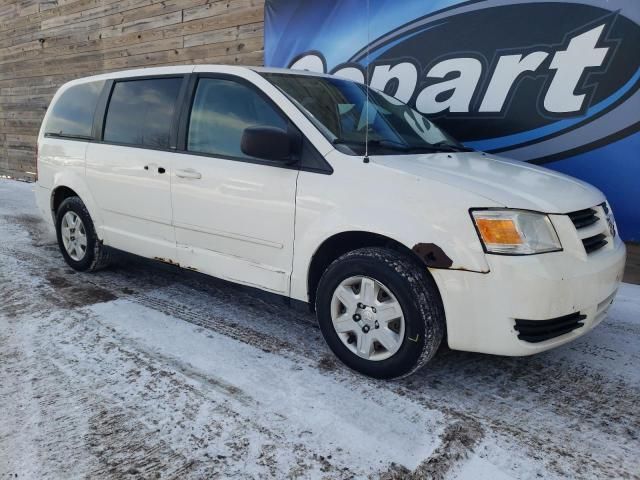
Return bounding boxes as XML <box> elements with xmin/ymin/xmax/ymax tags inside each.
<box><xmin>36</xmin><ymin>136</ymin><xmax>105</xmax><ymax>237</ymax></box>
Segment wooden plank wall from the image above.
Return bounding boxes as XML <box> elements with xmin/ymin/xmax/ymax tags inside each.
<box><xmin>0</xmin><ymin>0</ymin><xmax>266</xmax><ymax>180</ymax></box>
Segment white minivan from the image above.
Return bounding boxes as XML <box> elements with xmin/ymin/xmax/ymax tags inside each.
<box><xmin>35</xmin><ymin>65</ymin><xmax>626</xmax><ymax>378</ymax></box>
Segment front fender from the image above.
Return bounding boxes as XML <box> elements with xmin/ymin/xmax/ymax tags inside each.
<box><xmin>291</xmin><ymin>221</ymin><xmax>490</xmax><ymax>301</ymax></box>
<box><xmin>290</xmin><ymin>158</ymin><xmax>493</xmax><ymax>301</ymax></box>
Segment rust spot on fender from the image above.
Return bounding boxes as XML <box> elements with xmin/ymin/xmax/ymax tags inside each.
<box><xmin>412</xmin><ymin>243</ymin><xmax>454</xmax><ymax>269</ymax></box>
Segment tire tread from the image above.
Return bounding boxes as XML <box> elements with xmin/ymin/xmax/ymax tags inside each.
<box><xmin>56</xmin><ymin>196</ymin><xmax>110</xmax><ymax>272</ymax></box>
<box><xmin>316</xmin><ymin>247</ymin><xmax>445</xmax><ymax>378</ymax></box>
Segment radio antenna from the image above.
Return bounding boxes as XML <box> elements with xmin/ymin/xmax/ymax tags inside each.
<box><xmin>364</xmin><ymin>0</ymin><xmax>370</xmax><ymax>163</ymax></box>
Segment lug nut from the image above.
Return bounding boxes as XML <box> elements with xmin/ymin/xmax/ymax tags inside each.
<box><xmin>371</xmin><ymin>307</ymin><xmax>376</xmax><ymax>313</ymax></box>
<box><xmin>362</xmin><ymin>325</ymin><xmax>370</xmax><ymax>333</ymax></box>
<box><xmin>357</xmin><ymin>303</ymin><xmax>365</xmax><ymax>309</ymax></box>
<box><xmin>353</xmin><ymin>313</ymin><xmax>361</xmax><ymax>321</ymax></box>
<box><xmin>374</xmin><ymin>320</ymin><xmax>380</xmax><ymax>329</ymax></box>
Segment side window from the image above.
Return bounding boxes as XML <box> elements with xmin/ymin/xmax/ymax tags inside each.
<box><xmin>103</xmin><ymin>77</ymin><xmax>182</xmax><ymax>148</ymax></box>
<box><xmin>187</xmin><ymin>78</ymin><xmax>288</xmax><ymax>159</ymax></box>
<box><xmin>44</xmin><ymin>81</ymin><xmax>105</xmax><ymax>138</ymax></box>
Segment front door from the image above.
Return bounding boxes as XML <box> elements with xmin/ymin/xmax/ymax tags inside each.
<box><xmin>171</xmin><ymin>76</ymin><xmax>299</xmax><ymax>294</ymax></box>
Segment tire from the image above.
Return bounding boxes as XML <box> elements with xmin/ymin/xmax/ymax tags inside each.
<box><xmin>315</xmin><ymin>247</ymin><xmax>445</xmax><ymax>379</ymax></box>
<box><xmin>55</xmin><ymin>196</ymin><xmax>110</xmax><ymax>272</ymax></box>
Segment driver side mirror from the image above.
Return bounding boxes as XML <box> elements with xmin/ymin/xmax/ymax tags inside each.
<box><xmin>241</xmin><ymin>126</ymin><xmax>294</xmax><ymax>162</ymax></box>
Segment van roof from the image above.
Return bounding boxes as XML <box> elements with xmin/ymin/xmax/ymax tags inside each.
<box><xmin>63</xmin><ymin>65</ymin><xmax>335</xmax><ymax>87</ymax></box>
<box><xmin>250</xmin><ymin>66</ymin><xmax>334</xmax><ymax>78</ymax></box>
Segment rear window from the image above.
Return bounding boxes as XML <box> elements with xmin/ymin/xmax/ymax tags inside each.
<box><xmin>103</xmin><ymin>77</ymin><xmax>183</xmax><ymax>149</ymax></box>
<box><xmin>44</xmin><ymin>81</ymin><xmax>105</xmax><ymax>138</ymax></box>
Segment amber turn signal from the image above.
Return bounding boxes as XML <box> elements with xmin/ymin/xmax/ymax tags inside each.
<box><xmin>475</xmin><ymin>218</ymin><xmax>523</xmax><ymax>245</ymax></box>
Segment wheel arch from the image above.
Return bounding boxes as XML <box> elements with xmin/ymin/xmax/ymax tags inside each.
<box><xmin>49</xmin><ymin>172</ymin><xmax>104</xmax><ymax>240</ymax></box>
<box><xmin>51</xmin><ymin>185</ymin><xmax>79</xmax><ymax>215</ymax></box>
<box><xmin>306</xmin><ymin>230</ymin><xmax>429</xmax><ymax>309</ymax></box>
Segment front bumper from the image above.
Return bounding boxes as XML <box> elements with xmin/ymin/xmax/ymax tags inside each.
<box><xmin>431</xmin><ymin>221</ymin><xmax>626</xmax><ymax>356</ymax></box>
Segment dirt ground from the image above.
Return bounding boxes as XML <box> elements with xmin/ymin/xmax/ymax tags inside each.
<box><xmin>1</xmin><ymin>179</ymin><xmax>639</xmax><ymax>479</ymax></box>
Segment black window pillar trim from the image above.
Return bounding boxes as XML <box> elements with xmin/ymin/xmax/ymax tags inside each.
<box><xmin>176</xmin><ymin>73</ymin><xmax>198</xmax><ymax>152</ymax></box>
<box><xmin>165</xmin><ymin>76</ymin><xmax>189</xmax><ymax>150</ymax></box>
<box><xmin>92</xmin><ymin>79</ymin><xmax>113</xmax><ymax>141</ymax></box>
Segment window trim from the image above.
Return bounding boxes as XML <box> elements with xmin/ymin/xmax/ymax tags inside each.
<box><xmin>176</xmin><ymin>73</ymin><xmax>333</xmax><ymax>174</ymax></box>
<box><xmin>44</xmin><ymin>132</ymin><xmax>94</xmax><ymax>141</ymax></box>
<box><xmin>98</xmin><ymin>74</ymin><xmax>188</xmax><ymax>150</ymax></box>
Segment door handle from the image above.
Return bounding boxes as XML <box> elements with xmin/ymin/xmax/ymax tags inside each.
<box><xmin>176</xmin><ymin>168</ymin><xmax>202</xmax><ymax>179</ymax></box>
<box><xmin>144</xmin><ymin>163</ymin><xmax>165</xmax><ymax>174</ymax></box>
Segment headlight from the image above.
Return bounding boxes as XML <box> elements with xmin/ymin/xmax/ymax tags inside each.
<box><xmin>471</xmin><ymin>209</ymin><xmax>562</xmax><ymax>255</ymax></box>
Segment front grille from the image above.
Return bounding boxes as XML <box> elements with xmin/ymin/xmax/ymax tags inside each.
<box><xmin>514</xmin><ymin>312</ymin><xmax>586</xmax><ymax>343</ymax></box>
<box><xmin>567</xmin><ymin>206</ymin><xmax>608</xmax><ymax>254</ymax></box>
<box><xmin>582</xmin><ymin>233</ymin><xmax>608</xmax><ymax>254</ymax></box>
<box><xmin>568</xmin><ymin>208</ymin><xmax>599</xmax><ymax>229</ymax></box>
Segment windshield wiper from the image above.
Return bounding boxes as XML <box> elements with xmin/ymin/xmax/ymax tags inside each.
<box><xmin>332</xmin><ymin>138</ymin><xmax>473</xmax><ymax>154</ymax></box>
<box><xmin>332</xmin><ymin>138</ymin><xmax>412</xmax><ymax>152</ymax></box>
<box><xmin>430</xmin><ymin>141</ymin><xmax>474</xmax><ymax>152</ymax></box>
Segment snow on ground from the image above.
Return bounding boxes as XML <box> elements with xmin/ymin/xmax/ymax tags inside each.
<box><xmin>0</xmin><ymin>178</ymin><xmax>639</xmax><ymax>479</ymax></box>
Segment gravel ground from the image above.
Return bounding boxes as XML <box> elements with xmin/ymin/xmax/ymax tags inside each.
<box><xmin>1</xmin><ymin>178</ymin><xmax>639</xmax><ymax>479</ymax></box>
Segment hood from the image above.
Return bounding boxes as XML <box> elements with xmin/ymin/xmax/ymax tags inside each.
<box><xmin>372</xmin><ymin>151</ymin><xmax>605</xmax><ymax>213</ymax></box>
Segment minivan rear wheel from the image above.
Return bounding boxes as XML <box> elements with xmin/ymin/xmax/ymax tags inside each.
<box><xmin>55</xmin><ymin>196</ymin><xmax>110</xmax><ymax>272</ymax></box>
<box><xmin>315</xmin><ymin>247</ymin><xmax>445</xmax><ymax>379</ymax></box>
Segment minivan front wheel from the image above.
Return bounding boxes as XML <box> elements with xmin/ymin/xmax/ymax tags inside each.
<box><xmin>316</xmin><ymin>247</ymin><xmax>445</xmax><ymax>379</ymax></box>
<box><xmin>55</xmin><ymin>196</ymin><xmax>110</xmax><ymax>272</ymax></box>
<box><xmin>331</xmin><ymin>275</ymin><xmax>405</xmax><ymax>361</ymax></box>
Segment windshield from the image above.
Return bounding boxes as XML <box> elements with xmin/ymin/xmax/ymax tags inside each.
<box><xmin>261</xmin><ymin>72</ymin><xmax>470</xmax><ymax>155</ymax></box>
